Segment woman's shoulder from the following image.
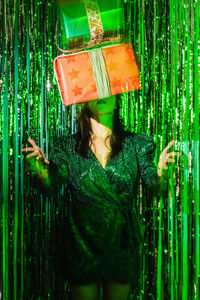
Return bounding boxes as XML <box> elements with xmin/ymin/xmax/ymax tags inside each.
<box><xmin>52</xmin><ymin>132</ymin><xmax>77</xmax><ymax>141</ymax></box>
<box><xmin>49</xmin><ymin>132</ymin><xmax>76</xmax><ymax>150</ymax></box>
<box><xmin>49</xmin><ymin>133</ymin><xmax>77</xmax><ymax>161</ymax></box>
<box><xmin>124</xmin><ymin>131</ymin><xmax>155</xmax><ymax>143</ymax></box>
<box><xmin>55</xmin><ymin>131</ymin><xmax>155</xmax><ymax>147</ymax></box>
<box><xmin>123</xmin><ymin>131</ymin><xmax>156</xmax><ymax>154</ymax></box>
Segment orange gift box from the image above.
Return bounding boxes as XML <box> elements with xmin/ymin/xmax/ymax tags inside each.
<box><xmin>52</xmin><ymin>43</ymin><xmax>141</xmax><ymax>106</ymax></box>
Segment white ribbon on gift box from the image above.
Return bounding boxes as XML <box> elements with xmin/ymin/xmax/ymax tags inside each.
<box><xmin>89</xmin><ymin>48</ymin><xmax>111</xmax><ymax>99</ymax></box>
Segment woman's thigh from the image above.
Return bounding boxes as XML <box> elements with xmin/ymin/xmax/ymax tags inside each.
<box><xmin>70</xmin><ymin>282</ymin><xmax>100</xmax><ymax>300</ymax></box>
<box><xmin>102</xmin><ymin>280</ymin><xmax>131</xmax><ymax>300</ymax></box>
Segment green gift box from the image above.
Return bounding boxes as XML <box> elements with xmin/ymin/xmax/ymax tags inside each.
<box><xmin>58</xmin><ymin>0</ymin><xmax>124</xmax><ymax>49</ymax></box>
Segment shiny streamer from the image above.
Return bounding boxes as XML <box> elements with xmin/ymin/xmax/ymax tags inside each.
<box><xmin>0</xmin><ymin>0</ymin><xmax>199</xmax><ymax>299</ymax></box>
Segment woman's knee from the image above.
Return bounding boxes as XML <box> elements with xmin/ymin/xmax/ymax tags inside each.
<box><xmin>70</xmin><ymin>282</ymin><xmax>100</xmax><ymax>300</ymax></box>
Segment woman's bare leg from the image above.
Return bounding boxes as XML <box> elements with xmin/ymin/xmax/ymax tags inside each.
<box><xmin>102</xmin><ymin>280</ymin><xmax>131</xmax><ymax>300</ymax></box>
<box><xmin>70</xmin><ymin>282</ymin><xmax>100</xmax><ymax>300</ymax></box>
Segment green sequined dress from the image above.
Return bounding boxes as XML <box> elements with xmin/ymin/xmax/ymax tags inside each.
<box><xmin>38</xmin><ymin>131</ymin><xmax>166</xmax><ymax>285</ymax></box>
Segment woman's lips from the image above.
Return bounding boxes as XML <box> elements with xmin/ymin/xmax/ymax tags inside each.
<box><xmin>97</xmin><ymin>99</ymin><xmax>106</xmax><ymax>104</ymax></box>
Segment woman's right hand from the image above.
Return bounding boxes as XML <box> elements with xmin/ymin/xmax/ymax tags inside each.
<box><xmin>21</xmin><ymin>139</ymin><xmax>50</xmax><ymax>179</ymax></box>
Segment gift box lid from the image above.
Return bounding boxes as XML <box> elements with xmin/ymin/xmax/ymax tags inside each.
<box><xmin>57</xmin><ymin>0</ymin><xmax>124</xmax><ymax>47</ymax></box>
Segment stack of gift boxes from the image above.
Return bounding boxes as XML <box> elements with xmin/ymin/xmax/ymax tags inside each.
<box><xmin>53</xmin><ymin>0</ymin><xmax>141</xmax><ymax>106</ymax></box>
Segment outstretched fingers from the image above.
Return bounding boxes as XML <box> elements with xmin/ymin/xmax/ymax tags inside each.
<box><xmin>27</xmin><ymin>138</ymin><xmax>38</xmax><ymax>148</ymax></box>
<box><xmin>21</xmin><ymin>138</ymin><xmax>49</xmax><ymax>164</ymax></box>
<box><xmin>21</xmin><ymin>147</ymin><xmax>35</xmax><ymax>152</ymax></box>
<box><xmin>168</xmin><ymin>151</ymin><xmax>181</xmax><ymax>157</ymax></box>
<box><xmin>27</xmin><ymin>152</ymin><xmax>38</xmax><ymax>159</ymax></box>
<box><xmin>40</xmin><ymin>148</ymin><xmax>50</xmax><ymax>164</ymax></box>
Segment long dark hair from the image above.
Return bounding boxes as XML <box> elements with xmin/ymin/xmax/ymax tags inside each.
<box><xmin>74</xmin><ymin>95</ymin><xmax>129</xmax><ymax>160</ymax></box>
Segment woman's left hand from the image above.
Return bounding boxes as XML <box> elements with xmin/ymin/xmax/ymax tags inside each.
<box><xmin>157</xmin><ymin>140</ymin><xmax>181</xmax><ymax>177</ymax></box>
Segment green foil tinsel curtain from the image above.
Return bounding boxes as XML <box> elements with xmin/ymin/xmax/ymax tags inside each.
<box><xmin>0</xmin><ymin>0</ymin><xmax>199</xmax><ymax>299</ymax></box>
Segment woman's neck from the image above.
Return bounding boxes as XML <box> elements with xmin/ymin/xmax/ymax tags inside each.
<box><xmin>90</xmin><ymin>117</ymin><xmax>113</xmax><ymax>140</ymax></box>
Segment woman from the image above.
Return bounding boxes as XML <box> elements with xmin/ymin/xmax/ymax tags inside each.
<box><xmin>21</xmin><ymin>95</ymin><xmax>180</xmax><ymax>300</ymax></box>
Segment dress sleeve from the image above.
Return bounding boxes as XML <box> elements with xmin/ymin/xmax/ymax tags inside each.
<box><xmin>133</xmin><ymin>133</ymin><xmax>167</xmax><ymax>195</ymax></box>
<box><xmin>36</xmin><ymin>135</ymin><xmax>69</xmax><ymax>197</ymax></box>
<box><xmin>49</xmin><ymin>135</ymin><xmax>69</xmax><ymax>181</ymax></box>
